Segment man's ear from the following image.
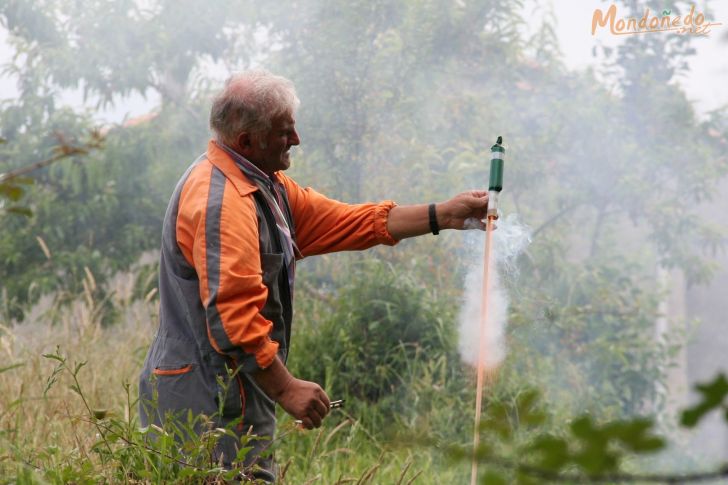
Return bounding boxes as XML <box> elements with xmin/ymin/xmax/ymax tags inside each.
<box><xmin>237</xmin><ymin>132</ymin><xmax>252</xmax><ymax>150</ymax></box>
<box><xmin>236</xmin><ymin>132</ymin><xmax>258</xmax><ymax>159</ymax></box>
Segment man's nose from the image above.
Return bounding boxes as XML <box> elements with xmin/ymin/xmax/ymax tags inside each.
<box><xmin>290</xmin><ymin>129</ymin><xmax>301</xmax><ymax>146</ymax></box>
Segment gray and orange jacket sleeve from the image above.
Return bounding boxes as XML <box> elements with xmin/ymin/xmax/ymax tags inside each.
<box><xmin>175</xmin><ymin>142</ymin><xmax>398</xmax><ymax>372</ymax></box>
<box><xmin>278</xmin><ymin>173</ymin><xmax>399</xmax><ymax>257</ymax></box>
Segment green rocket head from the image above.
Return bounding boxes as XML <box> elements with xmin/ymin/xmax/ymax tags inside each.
<box><xmin>489</xmin><ymin>136</ymin><xmax>504</xmax><ymax>192</ymax></box>
<box><xmin>487</xmin><ymin>136</ymin><xmax>504</xmax><ymax>219</ymax></box>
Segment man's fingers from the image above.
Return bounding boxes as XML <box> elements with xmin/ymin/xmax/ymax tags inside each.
<box><xmin>297</xmin><ymin>409</ymin><xmax>321</xmax><ymax>429</ymax></box>
<box><xmin>295</xmin><ymin>405</ymin><xmax>332</xmax><ymax>429</ymax></box>
<box><xmin>466</xmin><ymin>191</ymin><xmax>488</xmax><ymax>208</ymax></box>
<box><xmin>306</xmin><ymin>397</ymin><xmax>328</xmax><ymax>423</ymax></box>
<box><xmin>319</xmin><ymin>389</ymin><xmax>331</xmax><ymax>411</ymax></box>
<box><xmin>300</xmin><ymin>394</ymin><xmax>328</xmax><ymax>429</ymax></box>
<box><xmin>313</xmin><ymin>398</ymin><xmax>329</xmax><ymax>418</ymax></box>
<box><xmin>308</xmin><ymin>408</ymin><xmax>324</xmax><ymax>428</ymax></box>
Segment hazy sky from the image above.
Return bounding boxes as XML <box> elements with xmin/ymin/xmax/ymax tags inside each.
<box><xmin>1</xmin><ymin>1</ymin><xmax>726</xmax><ymax>122</ymax></box>
<box><xmin>548</xmin><ymin>0</ymin><xmax>728</xmax><ymax>116</ymax></box>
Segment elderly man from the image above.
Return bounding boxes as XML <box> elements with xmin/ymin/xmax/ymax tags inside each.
<box><xmin>139</xmin><ymin>70</ymin><xmax>489</xmax><ymax>481</ymax></box>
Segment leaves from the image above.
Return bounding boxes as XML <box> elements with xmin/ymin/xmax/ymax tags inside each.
<box><xmin>0</xmin><ymin>183</ymin><xmax>24</xmax><ymax>201</ymax></box>
<box><xmin>4</xmin><ymin>206</ymin><xmax>33</xmax><ymax>217</ymax></box>
<box><xmin>0</xmin><ymin>362</ymin><xmax>25</xmax><ymax>374</ymax></box>
<box><xmin>482</xmin><ymin>470</ymin><xmax>507</xmax><ymax>485</ymax></box>
<box><xmin>0</xmin><ymin>176</ymin><xmax>35</xmax><ymax>216</ymax></box>
<box><xmin>446</xmin><ymin>375</ymin><xmax>728</xmax><ymax>484</ymax></box>
<box><xmin>529</xmin><ymin>435</ymin><xmax>569</xmax><ymax>471</ymax></box>
<box><xmin>680</xmin><ymin>373</ymin><xmax>728</xmax><ymax>427</ymax></box>
<box><xmin>42</xmin><ymin>351</ymin><xmax>66</xmax><ymax>397</ymax></box>
<box><xmin>533</xmin><ymin>415</ymin><xmax>660</xmax><ymax>476</ymax></box>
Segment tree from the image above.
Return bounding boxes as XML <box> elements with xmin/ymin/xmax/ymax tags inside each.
<box><xmin>0</xmin><ymin>0</ymin><xmax>257</xmax><ymax>316</ymax></box>
<box><xmin>262</xmin><ymin>0</ymin><xmax>728</xmax><ymax>418</ymax></box>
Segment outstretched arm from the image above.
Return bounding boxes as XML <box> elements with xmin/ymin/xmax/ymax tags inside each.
<box><xmin>386</xmin><ymin>190</ymin><xmax>489</xmax><ymax>240</ymax></box>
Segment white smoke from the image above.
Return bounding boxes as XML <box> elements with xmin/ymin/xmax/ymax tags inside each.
<box><xmin>458</xmin><ymin>214</ymin><xmax>532</xmax><ymax>369</ymax></box>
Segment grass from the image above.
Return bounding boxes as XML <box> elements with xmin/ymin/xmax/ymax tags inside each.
<box><xmin>0</xmin><ymin>265</ymin><xmax>470</xmax><ymax>484</ymax></box>
<box><xmin>2</xmin><ymin>263</ymin><xmax>722</xmax><ymax>483</ymax></box>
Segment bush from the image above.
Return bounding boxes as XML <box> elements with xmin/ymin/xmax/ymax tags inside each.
<box><xmin>290</xmin><ymin>260</ymin><xmax>459</xmax><ymax>407</ymax></box>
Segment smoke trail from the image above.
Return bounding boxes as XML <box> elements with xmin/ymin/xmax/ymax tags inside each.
<box><xmin>458</xmin><ymin>214</ymin><xmax>532</xmax><ymax>369</ymax></box>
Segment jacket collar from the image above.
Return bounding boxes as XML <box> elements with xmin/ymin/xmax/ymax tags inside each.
<box><xmin>206</xmin><ymin>139</ymin><xmax>260</xmax><ymax>197</ymax></box>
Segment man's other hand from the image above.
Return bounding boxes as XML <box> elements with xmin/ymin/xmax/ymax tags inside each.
<box><xmin>277</xmin><ymin>378</ymin><xmax>331</xmax><ymax>429</ymax></box>
<box><xmin>253</xmin><ymin>357</ymin><xmax>330</xmax><ymax>429</ymax></box>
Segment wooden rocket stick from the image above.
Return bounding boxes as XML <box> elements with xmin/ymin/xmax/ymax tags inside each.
<box><xmin>471</xmin><ymin>216</ymin><xmax>496</xmax><ymax>485</ymax></box>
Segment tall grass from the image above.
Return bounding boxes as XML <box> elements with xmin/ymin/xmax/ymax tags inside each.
<box><xmin>0</xmin><ymin>264</ymin><xmax>467</xmax><ymax>483</ymax></box>
<box><xmin>1</xmin><ymin>265</ymin><xmax>157</xmax><ymax>482</ymax></box>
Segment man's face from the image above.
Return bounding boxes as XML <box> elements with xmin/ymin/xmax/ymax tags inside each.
<box><xmin>249</xmin><ymin>113</ymin><xmax>300</xmax><ymax>175</ymax></box>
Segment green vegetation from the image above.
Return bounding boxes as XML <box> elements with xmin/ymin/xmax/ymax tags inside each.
<box><xmin>2</xmin><ymin>269</ymin><xmax>728</xmax><ymax>483</ymax></box>
<box><xmin>2</xmin><ymin>0</ymin><xmax>728</xmax><ymax>482</ymax></box>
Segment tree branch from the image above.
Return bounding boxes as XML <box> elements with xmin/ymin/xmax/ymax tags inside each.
<box><xmin>589</xmin><ymin>203</ymin><xmax>608</xmax><ymax>258</ymax></box>
<box><xmin>0</xmin><ymin>131</ymin><xmax>104</xmax><ymax>184</ymax></box>
<box><xmin>531</xmin><ymin>202</ymin><xmax>582</xmax><ymax>239</ymax></box>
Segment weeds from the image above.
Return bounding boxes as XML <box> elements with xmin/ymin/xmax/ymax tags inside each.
<box><xmin>0</xmin><ymin>342</ymin><xmax>430</xmax><ymax>483</ymax></box>
<box><xmin>0</xmin><ymin>266</ymin><xmax>435</xmax><ymax>484</ymax></box>
<box><xmin>4</xmin><ymin>347</ymin><xmax>257</xmax><ymax>483</ymax></box>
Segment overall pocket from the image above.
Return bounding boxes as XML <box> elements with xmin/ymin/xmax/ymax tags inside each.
<box><xmin>140</xmin><ymin>334</ymin><xmax>215</xmax><ymax>422</ymax></box>
<box><xmin>151</xmin><ymin>364</ymin><xmax>214</xmax><ymax>423</ymax></box>
<box><xmin>153</xmin><ymin>364</ymin><xmax>193</xmax><ymax>376</ymax></box>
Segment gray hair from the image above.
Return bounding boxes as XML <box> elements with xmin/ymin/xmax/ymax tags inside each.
<box><xmin>209</xmin><ymin>70</ymin><xmax>300</xmax><ymax>146</ymax></box>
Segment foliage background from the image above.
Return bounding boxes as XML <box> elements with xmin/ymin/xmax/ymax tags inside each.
<box><xmin>1</xmin><ymin>0</ymin><xmax>727</xmax><ymax>482</ymax></box>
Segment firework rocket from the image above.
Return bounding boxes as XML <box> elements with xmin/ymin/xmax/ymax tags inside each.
<box><xmin>471</xmin><ymin>136</ymin><xmax>504</xmax><ymax>485</ymax></box>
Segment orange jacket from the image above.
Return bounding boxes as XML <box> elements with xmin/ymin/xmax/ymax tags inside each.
<box><xmin>174</xmin><ymin>140</ymin><xmax>398</xmax><ymax>369</ymax></box>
